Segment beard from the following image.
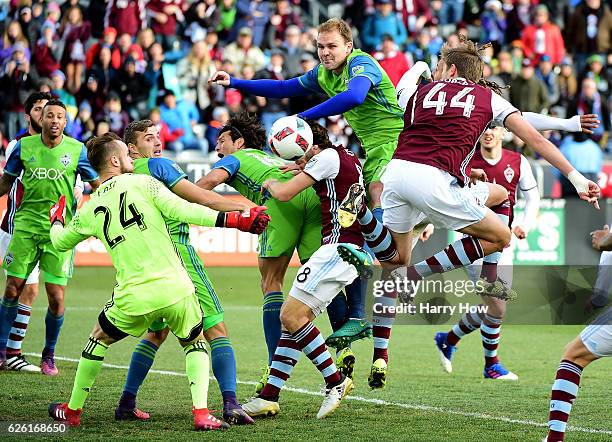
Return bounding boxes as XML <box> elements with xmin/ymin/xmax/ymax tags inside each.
<box><xmin>30</xmin><ymin>118</ymin><xmax>42</xmax><ymax>134</ymax></box>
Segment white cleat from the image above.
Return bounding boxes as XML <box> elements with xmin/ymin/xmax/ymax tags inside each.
<box><xmin>317</xmin><ymin>376</ymin><xmax>354</xmax><ymax>419</ymax></box>
<box><xmin>495</xmin><ymin>371</ymin><xmax>519</xmax><ymax>380</ymax></box>
<box><xmin>5</xmin><ymin>355</ymin><xmax>41</xmax><ymax>372</ymax></box>
<box><xmin>241</xmin><ymin>397</ymin><xmax>280</xmax><ymax>417</ymax></box>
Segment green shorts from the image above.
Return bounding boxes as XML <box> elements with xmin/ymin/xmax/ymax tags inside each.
<box><xmin>104</xmin><ymin>295</ymin><xmax>203</xmax><ymax>340</ymax></box>
<box><xmin>259</xmin><ymin>186</ymin><xmax>321</xmax><ymax>263</ymax></box>
<box><xmin>150</xmin><ymin>243</ymin><xmax>223</xmax><ymax>332</ymax></box>
<box><xmin>363</xmin><ymin>139</ymin><xmax>398</xmax><ymax>185</ymax></box>
<box><xmin>3</xmin><ymin>230</ymin><xmax>73</xmax><ymax>285</ymax></box>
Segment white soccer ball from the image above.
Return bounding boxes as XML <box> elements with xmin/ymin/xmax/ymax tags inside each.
<box><xmin>269</xmin><ymin>116</ymin><xmax>313</xmax><ymax>161</ymax></box>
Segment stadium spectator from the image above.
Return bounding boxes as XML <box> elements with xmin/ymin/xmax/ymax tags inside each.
<box><xmin>137</xmin><ymin>28</ymin><xmax>156</xmax><ymax>55</ymax></box>
<box><xmin>559</xmin><ymin>132</ymin><xmax>603</xmax><ymax>198</ymax></box>
<box><xmin>205</xmin><ymin>106</ymin><xmax>230</xmax><ymax>152</ymax></box>
<box><xmin>159</xmin><ymin>90</ymin><xmax>208</xmax><ymax>154</ymax></box>
<box><xmin>116</xmin><ymin>32</ymin><xmax>144</xmax><ymax>68</ymax></box>
<box><xmin>569</xmin><ymin>77</ymin><xmax>611</xmax><ymax>148</ymax></box>
<box><xmin>111</xmin><ymin>57</ymin><xmax>151</xmax><ymax>120</ymax></box>
<box><xmin>496</xmin><ymin>50</ymin><xmax>515</xmax><ymax>86</ymax></box>
<box><xmin>406</xmin><ymin>28</ymin><xmax>435</xmax><ymax>67</ymax></box>
<box><xmin>232</xmin><ymin>0</ymin><xmax>270</xmax><ymax>47</ymax></box>
<box><xmin>33</xmin><ymin>20</ymin><xmax>61</xmax><ymax>79</ymax></box>
<box><xmin>85</xmin><ymin>27</ymin><xmax>120</xmax><ymax>71</ymax></box>
<box><xmin>361</xmin><ymin>0</ymin><xmax>407</xmax><ymax>52</ymax></box>
<box><xmin>96</xmin><ymin>92</ymin><xmax>130</xmax><ymax>138</ymax></box>
<box><xmin>77</xmin><ymin>74</ymin><xmax>105</xmax><ymax>118</ymax></box>
<box><xmin>223</xmin><ymin>27</ymin><xmax>265</xmax><ymax>72</ymax></box>
<box><xmin>480</xmin><ymin>0</ymin><xmax>506</xmax><ymax>50</ymax></box>
<box><xmin>396</xmin><ymin>0</ymin><xmax>432</xmax><ymax>37</ymax></box>
<box><xmin>1</xmin><ymin>20</ymin><xmax>30</xmax><ymax>67</ymax></box>
<box><xmin>176</xmin><ymin>39</ymin><xmax>217</xmax><ymax>119</ymax></box>
<box><xmin>58</xmin><ymin>6</ymin><xmax>90</xmax><ymax>94</ymax></box>
<box><xmin>505</xmin><ymin>0</ymin><xmax>533</xmax><ymax>43</ymax></box>
<box><xmin>580</xmin><ymin>54</ymin><xmax>611</xmax><ymax>99</ymax></box>
<box><xmin>217</xmin><ymin>0</ymin><xmax>237</xmax><ymax>40</ymax></box>
<box><xmin>1</xmin><ymin>42</ymin><xmax>33</xmax><ymax>139</ymax></box>
<box><xmin>147</xmin><ymin>0</ymin><xmax>185</xmax><ymax>54</ymax></box>
<box><xmin>374</xmin><ymin>34</ymin><xmax>411</xmax><ymax>87</ymax></box>
<box><xmin>144</xmin><ymin>42</ymin><xmax>167</xmax><ymax>109</ymax></box>
<box><xmin>185</xmin><ymin>0</ymin><xmax>221</xmax><ymax>36</ymax></box>
<box><xmin>104</xmin><ymin>0</ymin><xmax>147</xmax><ymax>37</ymax></box>
<box><xmin>510</xmin><ymin>58</ymin><xmax>549</xmax><ymax>113</ymax></box>
<box><xmin>437</xmin><ymin>0</ymin><xmax>465</xmax><ymax>27</ymax></box>
<box><xmin>520</xmin><ymin>5</ymin><xmax>565</xmax><ymax>65</ymax></box>
<box><xmin>254</xmin><ymin>49</ymin><xmax>289</xmax><ymax>134</ymax></box>
<box><xmin>70</xmin><ymin>100</ymin><xmax>95</xmax><ymax>142</ymax></box>
<box><xmin>565</xmin><ymin>0</ymin><xmax>612</xmax><ymax>67</ymax></box>
<box><xmin>556</xmin><ymin>56</ymin><xmax>579</xmax><ymax>115</ymax></box>
<box><xmin>536</xmin><ymin>54</ymin><xmax>560</xmax><ymax>106</ymax></box>
<box><xmin>267</xmin><ymin>0</ymin><xmax>303</xmax><ymax>48</ymax></box>
<box><xmin>279</xmin><ymin>25</ymin><xmax>307</xmax><ymax>78</ymax></box>
<box><xmin>149</xmin><ymin>107</ymin><xmax>182</xmax><ymax>150</ymax></box>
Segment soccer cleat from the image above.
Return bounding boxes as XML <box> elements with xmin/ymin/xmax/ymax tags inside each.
<box><xmin>5</xmin><ymin>355</ymin><xmax>41</xmax><ymax>372</ymax></box>
<box><xmin>326</xmin><ymin>319</ymin><xmax>373</xmax><ymax>349</ymax></box>
<box><xmin>41</xmin><ymin>354</ymin><xmax>59</xmax><ymax>376</ymax></box>
<box><xmin>241</xmin><ymin>397</ymin><xmax>280</xmax><ymax>418</ymax></box>
<box><xmin>193</xmin><ymin>408</ymin><xmax>229</xmax><ymax>431</ymax></box>
<box><xmin>223</xmin><ymin>404</ymin><xmax>255</xmax><ymax>425</ymax></box>
<box><xmin>338</xmin><ymin>183</ymin><xmax>366</xmax><ymax>228</ymax></box>
<box><xmin>337</xmin><ymin>243</ymin><xmax>373</xmax><ymax>279</ymax></box>
<box><xmin>317</xmin><ymin>375</ymin><xmax>353</xmax><ymax>419</ymax></box>
<box><xmin>368</xmin><ymin>358</ymin><xmax>387</xmax><ymax>389</ymax></box>
<box><xmin>480</xmin><ymin>279</ymin><xmax>517</xmax><ymax>301</ymax></box>
<box><xmin>484</xmin><ymin>362</ymin><xmax>519</xmax><ymax>380</ymax></box>
<box><xmin>254</xmin><ymin>365</ymin><xmax>270</xmax><ymax>395</ymax></box>
<box><xmin>48</xmin><ymin>402</ymin><xmax>81</xmax><ymax>426</ymax></box>
<box><xmin>335</xmin><ymin>347</ymin><xmax>356</xmax><ymax>379</ymax></box>
<box><xmin>434</xmin><ymin>332</ymin><xmax>456</xmax><ymax>374</ymax></box>
<box><xmin>115</xmin><ymin>406</ymin><xmax>151</xmax><ymax>421</ymax></box>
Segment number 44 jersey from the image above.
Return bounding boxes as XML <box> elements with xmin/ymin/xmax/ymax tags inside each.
<box><xmin>394</xmin><ymin>78</ymin><xmax>518</xmax><ymax>186</ymax></box>
<box><xmin>50</xmin><ymin>173</ymin><xmax>220</xmax><ymax>315</ymax></box>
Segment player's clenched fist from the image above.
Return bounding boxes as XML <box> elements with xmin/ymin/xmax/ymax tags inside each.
<box><xmin>224</xmin><ymin>206</ymin><xmax>270</xmax><ymax>234</ymax></box>
<box><xmin>209</xmin><ymin>70</ymin><xmax>231</xmax><ymax>87</ymax></box>
<box><xmin>50</xmin><ymin>195</ymin><xmax>67</xmax><ymax>226</ymax></box>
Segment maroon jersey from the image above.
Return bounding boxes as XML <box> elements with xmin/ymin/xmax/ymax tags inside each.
<box><xmin>394</xmin><ymin>78</ymin><xmax>517</xmax><ymax>185</ymax></box>
<box><xmin>470</xmin><ymin>149</ymin><xmax>522</xmax><ymax>207</ymax></box>
<box><xmin>303</xmin><ymin>146</ymin><xmax>364</xmax><ymax>247</ymax></box>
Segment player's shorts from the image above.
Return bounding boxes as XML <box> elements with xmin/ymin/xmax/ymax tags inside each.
<box><xmin>0</xmin><ymin>229</ymin><xmax>39</xmax><ymax>285</ymax></box>
<box><xmin>2</xmin><ymin>230</ymin><xmax>73</xmax><ymax>285</ymax></box>
<box><xmin>289</xmin><ymin>243</ymin><xmax>359</xmax><ymax>317</ymax></box>
<box><xmin>149</xmin><ymin>243</ymin><xmax>224</xmax><ymax>332</ymax></box>
<box><xmin>103</xmin><ymin>294</ymin><xmax>203</xmax><ymax>341</ymax></box>
<box><xmin>259</xmin><ymin>187</ymin><xmax>321</xmax><ymax>263</ymax></box>
<box><xmin>469</xmin><ymin>180</ymin><xmax>490</xmax><ymax>207</ymax></box>
<box><xmin>580</xmin><ymin>307</ymin><xmax>612</xmax><ymax>357</ymax></box>
<box><xmin>363</xmin><ymin>139</ymin><xmax>398</xmax><ymax>186</ymax></box>
<box><xmin>381</xmin><ymin>159</ymin><xmax>487</xmax><ymax>233</ymax></box>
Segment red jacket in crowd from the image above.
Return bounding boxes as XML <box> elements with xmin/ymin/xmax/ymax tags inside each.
<box><xmin>104</xmin><ymin>0</ymin><xmax>147</xmax><ymax>36</ymax></box>
<box><xmin>147</xmin><ymin>0</ymin><xmax>185</xmax><ymax>36</ymax></box>
<box><xmin>521</xmin><ymin>22</ymin><xmax>566</xmax><ymax>65</ymax></box>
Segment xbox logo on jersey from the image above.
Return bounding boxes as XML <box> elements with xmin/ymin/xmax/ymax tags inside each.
<box><xmin>28</xmin><ymin>167</ymin><xmax>67</xmax><ymax>180</ymax></box>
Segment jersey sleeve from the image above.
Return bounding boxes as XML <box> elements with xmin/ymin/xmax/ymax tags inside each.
<box><xmin>144</xmin><ymin>175</ymin><xmax>219</xmax><ymax>227</ymax></box>
<box><xmin>518</xmin><ymin>155</ymin><xmax>538</xmax><ymax>191</ymax></box>
<box><xmin>347</xmin><ymin>55</ymin><xmax>382</xmax><ymax>87</ymax></box>
<box><xmin>303</xmin><ymin>148</ymin><xmax>340</xmax><ymax>181</ymax></box>
<box><xmin>491</xmin><ymin>93</ymin><xmax>519</xmax><ymax>125</ymax></box>
<box><xmin>76</xmin><ymin>145</ymin><xmax>99</xmax><ymax>182</ymax></box>
<box><xmin>212</xmin><ymin>155</ymin><xmax>241</xmax><ymax>181</ymax></box>
<box><xmin>50</xmin><ymin>207</ymin><xmax>93</xmax><ymax>252</ymax></box>
<box><xmin>298</xmin><ymin>65</ymin><xmax>324</xmax><ymax>94</ymax></box>
<box><xmin>147</xmin><ymin>157</ymin><xmax>187</xmax><ymax>188</ymax></box>
<box><xmin>3</xmin><ymin>140</ymin><xmax>23</xmax><ymax>177</ymax></box>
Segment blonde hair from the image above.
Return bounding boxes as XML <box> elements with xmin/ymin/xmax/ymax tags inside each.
<box><xmin>318</xmin><ymin>18</ymin><xmax>353</xmax><ymax>44</ymax></box>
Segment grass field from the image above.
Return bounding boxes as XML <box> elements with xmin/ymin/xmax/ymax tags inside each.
<box><xmin>1</xmin><ymin>266</ymin><xmax>610</xmax><ymax>441</ymax></box>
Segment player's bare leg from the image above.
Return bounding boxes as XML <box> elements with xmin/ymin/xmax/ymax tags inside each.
<box><xmin>41</xmin><ymin>282</ymin><xmax>66</xmax><ymax>376</ymax></box>
<box><xmin>5</xmin><ymin>283</ymin><xmax>40</xmax><ymax>372</ymax></box>
<box><xmin>545</xmin><ymin>336</ymin><xmax>600</xmax><ymax>441</ymax></box>
<box><xmin>0</xmin><ymin>276</ymin><xmax>27</xmax><ymax>366</ymax></box>
<box><xmin>256</xmin><ymin>256</ymin><xmax>291</xmax><ymax>393</ymax></box>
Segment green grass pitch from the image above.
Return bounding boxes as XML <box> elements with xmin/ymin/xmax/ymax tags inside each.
<box><xmin>0</xmin><ymin>267</ymin><xmax>610</xmax><ymax>441</ymax></box>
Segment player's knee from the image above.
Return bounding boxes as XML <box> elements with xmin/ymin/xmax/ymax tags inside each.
<box><xmin>19</xmin><ymin>284</ymin><xmax>39</xmax><ymax>305</ymax></box>
<box><xmin>204</xmin><ymin>322</ymin><xmax>227</xmax><ymax>341</ymax></box>
<box><xmin>4</xmin><ymin>278</ymin><xmax>25</xmax><ymax>300</ymax></box>
<box><xmin>562</xmin><ymin>336</ymin><xmax>596</xmax><ymax>368</ymax></box>
<box><xmin>493</xmin><ymin>227</ymin><xmax>511</xmax><ymax>252</ymax></box>
<box><xmin>145</xmin><ymin>328</ymin><xmax>170</xmax><ymax>347</ymax></box>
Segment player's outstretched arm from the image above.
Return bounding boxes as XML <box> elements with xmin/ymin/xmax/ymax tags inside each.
<box><xmin>209</xmin><ymin>71</ymin><xmax>310</xmax><ymax>98</ymax></box>
<box><xmin>298</xmin><ymin>76</ymin><xmax>371</xmax><ymax>120</ymax></box>
<box><xmin>521</xmin><ymin>112</ymin><xmax>600</xmax><ymax>134</ymax></box>
<box><xmin>505</xmin><ymin>112</ymin><xmax>600</xmax><ymax>208</ymax></box>
<box><xmin>172</xmin><ymin>178</ymin><xmax>252</xmax><ymax>212</ymax></box>
<box><xmin>396</xmin><ymin>61</ymin><xmax>431</xmax><ymax>111</ymax></box>
<box><xmin>196</xmin><ymin>168</ymin><xmax>231</xmax><ymax>190</ymax></box>
<box><xmin>262</xmin><ymin>172</ymin><xmax>315</xmax><ymax>202</ymax></box>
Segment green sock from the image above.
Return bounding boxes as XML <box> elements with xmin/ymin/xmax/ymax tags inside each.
<box><xmin>183</xmin><ymin>340</ymin><xmax>210</xmax><ymax>410</ymax></box>
<box><xmin>68</xmin><ymin>336</ymin><xmax>109</xmax><ymax>410</ymax></box>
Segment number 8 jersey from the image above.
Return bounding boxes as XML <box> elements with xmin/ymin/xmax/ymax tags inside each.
<box><xmin>393</xmin><ymin>78</ymin><xmax>518</xmax><ymax>186</ymax></box>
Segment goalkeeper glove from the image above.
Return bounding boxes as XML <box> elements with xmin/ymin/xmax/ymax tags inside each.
<box><xmin>50</xmin><ymin>195</ymin><xmax>67</xmax><ymax>226</ymax></box>
<box><xmin>221</xmin><ymin>206</ymin><xmax>270</xmax><ymax>234</ymax></box>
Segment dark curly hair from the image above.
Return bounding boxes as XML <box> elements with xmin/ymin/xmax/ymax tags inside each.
<box><xmin>305</xmin><ymin>119</ymin><xmax>334</xmax><ymax>150</ymax></box>
<box><xmin>219</xmin><ymin>111</ymin><xmax>266</xmax><ymax>150</ymax></box>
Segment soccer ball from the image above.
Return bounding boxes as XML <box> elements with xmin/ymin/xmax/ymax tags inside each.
<box><xmin>269</xmin><ymin>116</ymin><xmax>313</xmax><ymax>161</ymax></box>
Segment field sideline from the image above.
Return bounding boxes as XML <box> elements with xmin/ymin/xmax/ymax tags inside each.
<box><xmin>1</xmin><ymin>267</ymin><xmax>610</xmax><ymax>441</ymax></box>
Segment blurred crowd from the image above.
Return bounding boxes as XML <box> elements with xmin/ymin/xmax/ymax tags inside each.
<box><xmin>0</xmin><ymin>0</ymin><xmax>611</xmax><ymax>166</ymax></box>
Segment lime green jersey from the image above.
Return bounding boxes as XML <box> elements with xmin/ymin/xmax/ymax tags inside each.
<box><xmin>50</xmin><ymin>173</ymin><xmax>220</xmax><ymax>315</ymax></box>
<box><xmin>212</xmin><ymin>149</ymin><xmax>294</xmax><ymax>205</ymax></box>
<box><xmin>298</xmin><ymin>49</ymin><xmax>404</xmax><ymax>150</ymax></box>
<box><xmin>3</xmin><ymin>134</ymin><xmax>98</xmax><ymax>234</ymax></box>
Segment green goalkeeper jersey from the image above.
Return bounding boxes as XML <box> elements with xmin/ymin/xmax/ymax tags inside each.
<box><xmin>3</xmin><ymin>134</ymin><xmax>99</xmax><ymax>235</ymax></box>
<box><xmin>298</xmin><ymin>49</ymin><xmax>404</xmax><ymax>151</ymax></box>
<box><xmin>212</xmin><ymin>149</ymin><xmax>295</xmax><ymax>205</ymax></box>
<box><xmin>50</xmin><ymin>173</ymin><xmax>219</xmax><ymax>315</ymax></box>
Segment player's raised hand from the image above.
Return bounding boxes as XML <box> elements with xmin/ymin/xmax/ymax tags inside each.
<box><xmin>512</xmin><ymin>225</ymin><xmax>527</xmax><ymax>239</ymax></box>
<box><xmin>224</xmin><ymin>206</ymin><xmax>270</xmax><ymax>234</ymax></box>
<box><xmin>279</xmin><ymin>162</ymin><xmax>302</xmax><ymax>175</ymax></box>
<box><xmin>579</xmin><ymin>180</ymin><xmax>601</xmax><ymax>209</ymax></box>
<box><xmin>469</xmin><ymin>168</ymin><xmax>488</xmax><ymax>184</ymax></box>
<box><xmin>590</xmin><ymin>224</ymin><xmax>610</xmax><ymax>251</ymax></box>
<box><xmin>209</xmin><ymin>71</ymin><xmax>231</xmax><ymax>87</ymax></box>
<box><xmin>50</xmin><ymin>195</ymin><xmax>67</xmax><ymax>226</ymax></box>
<box><xmin>579</xmin><ymin>114</ymin><xmax>600</xmax><ymax>135</ymax></box>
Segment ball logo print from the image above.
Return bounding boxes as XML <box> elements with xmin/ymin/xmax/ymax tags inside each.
<box><xmin>269</xmin><ymin>116</ymin><xmax>314</xmax><ymax>161</ymax></box>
